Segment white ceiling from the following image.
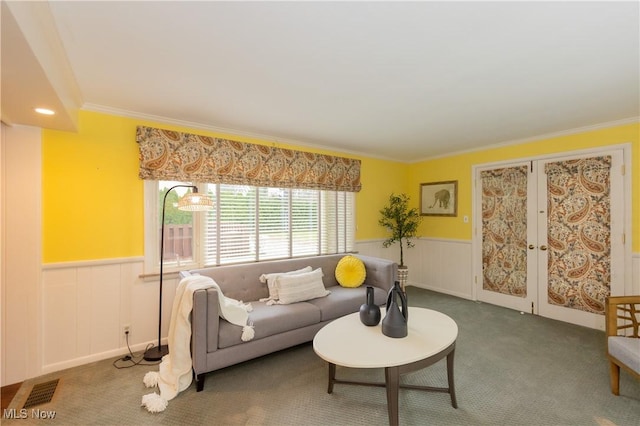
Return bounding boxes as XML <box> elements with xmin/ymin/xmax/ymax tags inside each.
<box><xmin>2</xmin><ymin>1</ymin><xmax>639</xmax><ymax>162</ymax></box>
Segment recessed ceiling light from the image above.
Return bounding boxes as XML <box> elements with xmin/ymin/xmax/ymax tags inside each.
<box><xmin>34</xmin><ymin>108</ymin><xmax>55</xmax><ymax>115</ymax></box>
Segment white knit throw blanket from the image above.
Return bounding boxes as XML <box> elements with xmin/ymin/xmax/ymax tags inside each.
<box><xmin>141</xmin><ymin>275</ymin><xmax>254</xmax><ymax>413</ymax></box>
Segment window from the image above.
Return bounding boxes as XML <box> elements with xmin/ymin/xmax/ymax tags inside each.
<box><xmin>144</xmin><ymin>180</ymin><xmax>355</xmax><ymax>272</ymax></box>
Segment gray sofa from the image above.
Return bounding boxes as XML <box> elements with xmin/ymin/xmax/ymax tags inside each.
<box><xmin>180</xmin><ymin>254</ymin><xmax>396</xmax><ymax>391</ymax></box>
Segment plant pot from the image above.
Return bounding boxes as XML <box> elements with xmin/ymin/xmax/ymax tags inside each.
<box><xmin>397</xmin><ymin>266</ymin><xmax>409</xmax><ymax>292</ymax></box>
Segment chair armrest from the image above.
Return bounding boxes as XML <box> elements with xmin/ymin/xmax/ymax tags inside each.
<box><xmin>605</xmin><ymin>296</ymin><xmax>640</xmax><ymax>338</ymax></box>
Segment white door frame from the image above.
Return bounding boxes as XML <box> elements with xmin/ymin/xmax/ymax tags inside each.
<box><xmin>536</xmin><ymin>150</ymin><xmax>625</xmax><ymax>329</ymax></box>
<box><xmin>471</xmin><ymin>143</ymin><xmax>632</xmax><ymax>329</ymax></box>
<box><xmin>474</xmin><ymin>161</ymin><xmax>539</xmax><ymax>314</ymax></box>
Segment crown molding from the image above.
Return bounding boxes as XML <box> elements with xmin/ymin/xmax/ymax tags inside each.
<box><xmin>410</xmin><ymin>117</ymin><xmax>640</xmax><ymax>163</ymax></box>
<box><xmin>85</xmin><ymin>103</ymin><xmax>639</xmax><ymax>165</ymax></box>
<box><xmin>82</xmin><ymin>103</ymin><xmax>401</xmax><ymax>163</ymax></box>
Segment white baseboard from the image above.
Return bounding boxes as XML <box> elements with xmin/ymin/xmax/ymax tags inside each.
<box><xmin>41</xmin><ymin>339</ymin><xmax>166</xmax><ymax>375</ymax></box>
<box><xmin>407</xmin><ymin>283</ymin><xmax>474</xmax><ymax>301</ymax></box>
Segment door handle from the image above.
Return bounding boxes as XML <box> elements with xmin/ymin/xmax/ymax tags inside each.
<box><xmin>528</xmin><ymin>244</ymin><xmax>535</xmax><ymax>250</ymax></box>
<box><xmin>539</xmin><ymin>245</ymin><xmax>548</xmax><ymax>251</ymax></box>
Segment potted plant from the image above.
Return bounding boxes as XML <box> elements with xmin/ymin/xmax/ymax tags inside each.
<box><xmin>378</xmin><ymin>193</ymin><xmax>422</xmax><ymax>291</ymax></box>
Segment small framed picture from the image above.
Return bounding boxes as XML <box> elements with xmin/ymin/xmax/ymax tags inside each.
<box><xmin>420</xmin><ymin>181</ymin><xmax>458</xmax><ymax>216</ymax></box>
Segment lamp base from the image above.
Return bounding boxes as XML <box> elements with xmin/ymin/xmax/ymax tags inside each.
<box><xmin>143</xmin><ymin>344</ymin><xmax>169</xmax><ymax>361</ymax></box>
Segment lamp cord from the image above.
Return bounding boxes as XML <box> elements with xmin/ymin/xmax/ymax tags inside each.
<box><xmin>113</xmin><ymin>332</ymin><xmax>161</xmax><ymax>369</ymax></box>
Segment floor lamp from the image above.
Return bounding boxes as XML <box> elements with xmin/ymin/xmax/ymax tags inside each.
<box><xmin>143</xmin><ymin>185</ymin><xmax>214</xmax><ymax>361</ymax></box>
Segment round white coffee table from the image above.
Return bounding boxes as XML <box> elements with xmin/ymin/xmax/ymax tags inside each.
<box><xmin>313</xmin><ymin>307</ymin><xmax>458</xmax><ymax>426</ymax></box>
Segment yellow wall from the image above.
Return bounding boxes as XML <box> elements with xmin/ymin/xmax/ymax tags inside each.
<box><xmin>42</xmin><ymin>110</ymin><xmax>404</xmax><ymax>262</ymax></box>
<box><xmin>43</xmin><ymin>112</ymin><xmax>144</xmax><ymax>262</ymax></box>
<box><xmin>356</xmin><ymin>157</ymin><xmax>408</xmax><ymax>240</ymax></box>
<box><xmin>408</xmin><ymin>123</ymin><xmax>639</xmax><ymax>251</ymax></box>
<box><xmin>42</xmin><ymin>112</ymin><xmax>639</xmax><ymax>263</ymax></box>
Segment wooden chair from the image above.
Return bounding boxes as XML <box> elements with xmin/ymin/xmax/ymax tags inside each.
<box><xmin>605</xmin><ymin>296</ymin><xmax>640</xmax><ymax>395</ymax></box>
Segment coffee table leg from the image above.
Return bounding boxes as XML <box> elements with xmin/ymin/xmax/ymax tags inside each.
<box><xmin>328</xmin><ymin>363</ymin><xmax>336</xmax><ymax>394</ymax></box>
<box><xmin>447</xmin><ymin>348</ymin><xmax>458</xmax><ymax>408</ymax></box>
<box><xmin>385</xmin><ymin>366</ymin><xmax>400</xmax><ymax>426</ymax></box>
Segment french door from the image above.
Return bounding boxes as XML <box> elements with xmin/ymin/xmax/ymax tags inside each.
<box><xmin>474</xmin><ymin>148</ymin><xmax>626</xmax><ymax>330</ymax></box>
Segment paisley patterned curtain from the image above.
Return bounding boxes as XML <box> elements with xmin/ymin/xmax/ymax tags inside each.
<box><xmin>545</xmin><ymin>156</ymin><xmax>612</xmax><ymax>314</ymax></box>
<box><xmin>481</xmin><ymin>166</ymin><xmax>529</xmax><ymax>297</ymax></box>
<box><xmin>136</xmin><ymin>126</ymin><xmax>361</xmax><ymax>192</ymax></box>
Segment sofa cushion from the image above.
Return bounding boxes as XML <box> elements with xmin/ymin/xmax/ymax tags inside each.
<box><xmin>307</xmin><ymin>285</ymin><xmax>387</xmax><ymax>321</ymax></box>
<box><xmin>259</xmin><ymin>266</ymin><xmax>312</xmax><ymax>302</ymax></box>
<box><xmin>609</xmin><ymin>336</ymin><xmax>640</xmax><ymax>374</ymax></box>
<box><xmin>275</xmin><ymin>268</ymin><xmax>331</xmax><ymax>304</ymax></box>
<box><xmin>335</xmin><ymin>255</ymin><xmax>366</xmax><ymax>288</ymax></box>
<box><xmin>218</xmin><ymin>301</ymin><xmax>321</xmax><ymax>348</ymax></box>
<box><xmin>186</xmin><ymin>254</ymin><xmax>348</xmax><ymax>301</ymax></box>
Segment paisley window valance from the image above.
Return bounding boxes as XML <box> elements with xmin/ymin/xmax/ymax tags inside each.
<box><xmin>136</xmin><ymin>126</ymin><xmax>361</xmax><ymax>192</ymax></box>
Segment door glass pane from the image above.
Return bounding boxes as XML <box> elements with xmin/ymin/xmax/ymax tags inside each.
<box><xmin>544</xmin><ymin>156</ymin><xmax>611</xmax><ymax>314</ymax></box>
<box><xmin>481</xmin><ymin>166</ymin><xmax>529</xmax><ymax>297</ymax></box>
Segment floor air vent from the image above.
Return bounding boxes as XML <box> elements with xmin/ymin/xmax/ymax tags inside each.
<box><xmin>22</xmin><ymin>379</ymin><xmax>59</xmax><ymax>409</ymax></box>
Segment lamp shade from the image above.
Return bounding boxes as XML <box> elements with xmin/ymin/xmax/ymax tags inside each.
<box><xmin>177</xmin><ymin>192</ymin><xmax>214</xmax><ymax>211</ymax></box>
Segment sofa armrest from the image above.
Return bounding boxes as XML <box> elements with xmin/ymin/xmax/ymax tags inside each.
<box><xmin>191</xmin><ymin>286</ymin><xmax>221</xmax><ymax>375</ymax></box>
<box><xmin>358</xmin><ymin>255</ymin><xmax>396</xmax><ymax>293</ymax></box>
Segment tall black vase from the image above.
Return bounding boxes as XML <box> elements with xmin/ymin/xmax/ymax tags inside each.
<box><xmin>382</xmin><ymin>281</ymin><xmax>408</xmax><ymax>338</ymax></box>
<box><xmin>359</xmin><ymin>286</ymin><xmax>381</xmax><ymax>326</ymax></box>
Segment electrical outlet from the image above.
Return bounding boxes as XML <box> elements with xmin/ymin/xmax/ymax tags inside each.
<box><xmin>123</xmin><ymin>325</ymin><xmax>131</xmax><ymax>336</ymax></box>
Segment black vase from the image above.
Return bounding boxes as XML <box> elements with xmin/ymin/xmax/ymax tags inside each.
<box><xmin>382</xmin><ymin>281</ymin><xmax>408</xmax><ymax>338</ymax></box>
<box><xmin>359</xmin><ymin>286</ymin><xmax>381</xmax><ymax>326</ymax></box>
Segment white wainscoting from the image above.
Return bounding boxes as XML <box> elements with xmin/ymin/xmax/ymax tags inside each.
<box><xmin>353</xmin><ymin>239</ymin><xmax>392</xmax><ymax>260</ymax></box>
<box><xmin>35</xmin><ymin>245</ymin><xmax>640</xmax><ymax>379</ymax></box>
<box><xmin>405</xmin><ymin>238</ymin><xmax>473</xmax><ymax>299</ymax></box>
<box><xmin>359</xmin><ymin>239</ymin><xmax>640</xmax><ymax>299</ymax></box>
<box><xmin>356</xmin><ymin>238</ymin><xmax>474</xmax><ymax>299</ymax></box>
<box><xmin>40</xmin><ymin>258</ymin><xmax>180</xmax><ymax>374</ymax></box>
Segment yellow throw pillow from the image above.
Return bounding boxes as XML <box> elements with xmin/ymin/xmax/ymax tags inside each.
<box><xmin>335</xmin><ymin>255</ymin><xmax>366</xmax><ymax>288</ymax></box>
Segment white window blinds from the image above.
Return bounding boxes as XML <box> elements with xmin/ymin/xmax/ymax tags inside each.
<box><xmin>162</xmin><ymin>182</ymin><xmax>356</xmax><ymax>269</ymax></box>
